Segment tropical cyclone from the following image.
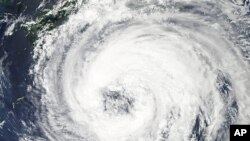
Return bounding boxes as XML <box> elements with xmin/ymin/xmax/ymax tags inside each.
<box><xmin>31</xmin><ymin>0</ymin><xmax>250</xmax><ymax>141</ymax></box>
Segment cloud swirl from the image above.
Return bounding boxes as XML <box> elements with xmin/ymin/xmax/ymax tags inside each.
<box><xmin>30</xmin><ymin>0</ymin><xmax>250</xmax><ymax>140</ymax></box>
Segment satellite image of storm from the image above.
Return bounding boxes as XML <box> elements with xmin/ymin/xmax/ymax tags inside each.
<box><xmin>0</xmin><ymin>0</ymin><xmax>250</xmax><ymax>141</ymax></box>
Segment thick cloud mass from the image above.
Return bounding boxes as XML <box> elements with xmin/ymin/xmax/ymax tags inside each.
<box><xmin>30</xmin><ymin>0</ymin><xmax>250</xmax><ymax>141</ymax></box>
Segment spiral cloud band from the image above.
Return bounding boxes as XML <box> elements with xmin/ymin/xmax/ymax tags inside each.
<box><xmin>30</xmin><ymin>0</ymin><xmax>250</xmax><ymax>141</ymax></box>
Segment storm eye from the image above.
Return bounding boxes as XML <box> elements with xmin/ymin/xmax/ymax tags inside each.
<box><xmin>102</xmin><ymin>88</ymin><xmax>135</xmax><ymax>115</ymax></box>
